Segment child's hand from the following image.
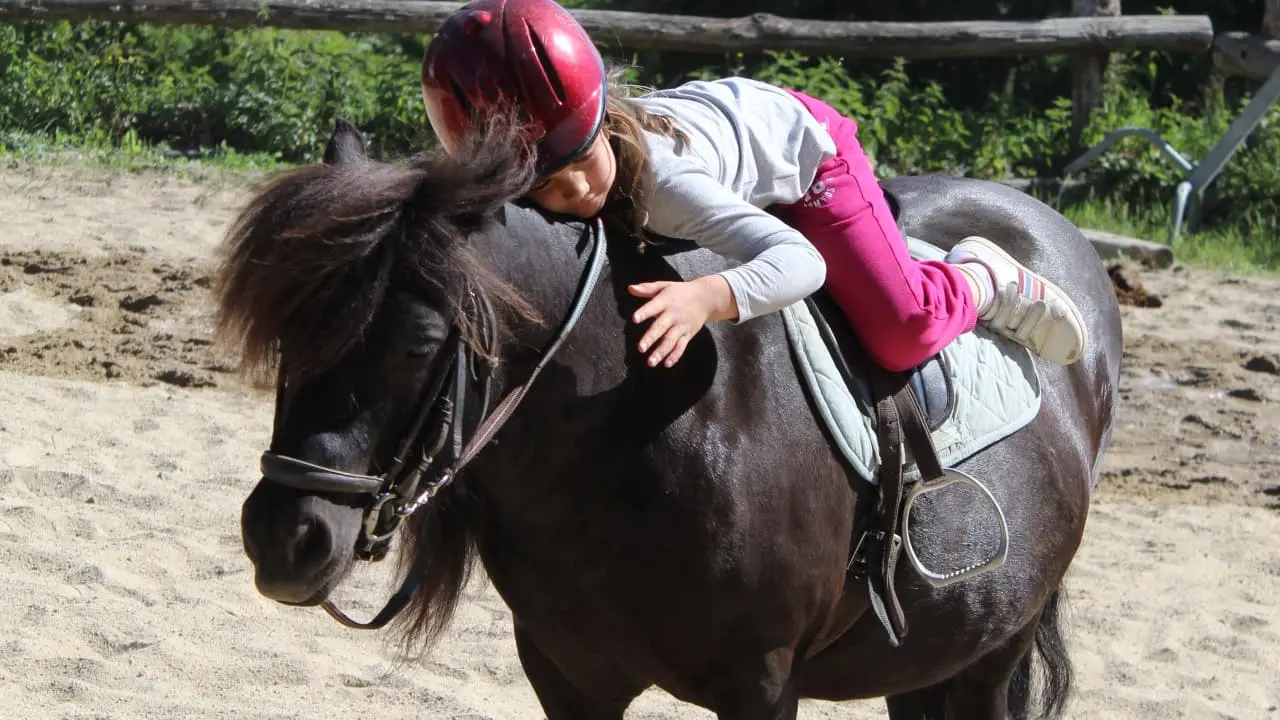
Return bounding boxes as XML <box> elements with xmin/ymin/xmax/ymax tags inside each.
<box><xmin>628</xmin><ymin>275</ymin><xmax>737</xmax><ymax>368</ymax></box>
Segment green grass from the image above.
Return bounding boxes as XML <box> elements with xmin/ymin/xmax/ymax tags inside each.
<box><xmin>4</xmin><ymin>133</ymin><xmax>1275</xmax><ymax>277</ymax></box>
<box><xmin>1061</xmin><ymin>197</ymin><xmax>1280</xmax><ymax>276</ymax></box>
<box><xmin>0</xmin><ymin>129</ymin><xmax>288</xmax><ymax>187</ymax></box>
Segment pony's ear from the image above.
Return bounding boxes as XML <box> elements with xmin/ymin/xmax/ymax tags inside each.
<box><xmin>324</xmin><ymin>117</ymin><xmax>369</xmax><ymax>166</ymax></box>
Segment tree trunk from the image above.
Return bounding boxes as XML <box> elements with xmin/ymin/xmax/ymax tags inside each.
<box><xmin>1265</xmin><ymin>0</ymin><xmax>1280</xmax><ymax>40</ymax></box>
<box><xmin>1071</xmin><ymin>0</ymin><xmax>1122</xmax><ymax>153</ymax></box>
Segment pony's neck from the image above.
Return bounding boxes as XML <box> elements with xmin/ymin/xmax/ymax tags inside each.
<box><xmin>459</xmin><ymin>212</ymin><xmax>644</xmax><ymax>577</ymax></box>
<box><xmin>461</xmin><ymin>210</ymin><xmax>731</xmax><ymax>583</ymax></box>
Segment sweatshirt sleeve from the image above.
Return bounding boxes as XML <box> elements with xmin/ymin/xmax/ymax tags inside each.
<box><xmin>645</xmin><ymin>156</ymin><xmax>827</xmax><ymax>324</ymax></box>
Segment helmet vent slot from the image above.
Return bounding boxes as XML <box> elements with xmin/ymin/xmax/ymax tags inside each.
<box><xmin>526</xmin><ymin>22</ymin><xmax>567</xmax><ymax>106</ymax></box>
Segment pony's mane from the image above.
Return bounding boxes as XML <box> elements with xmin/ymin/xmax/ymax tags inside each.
<box><xmin>213</xmin><ymin>115</ymin><xmax>543</xmax><ymax>387</ymax></box>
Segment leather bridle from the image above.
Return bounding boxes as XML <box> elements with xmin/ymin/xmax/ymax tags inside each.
<box><xmin>256</xmin><ymin>219</ymin><xmax>609</xmax><ymax>629</ymax></box>
<box><xmin>262</xmin><ymin>319</ymin><xmax>482</xmax><ymax>561</ymax></box>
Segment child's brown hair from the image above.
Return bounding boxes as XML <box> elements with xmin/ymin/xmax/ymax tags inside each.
<box><xmin>597</xmin><ymin>69</ymin><xmax>690</xmax><ymax>247</ymax></box>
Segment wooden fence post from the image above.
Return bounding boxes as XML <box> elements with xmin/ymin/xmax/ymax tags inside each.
<box><xmin>1071</xmin><ymin>0</ymin><xmax>1122</xmax><ymax>153</ymax></box>
<box><xmin>1265</xmin><ymin>0</ymin><xmax>1280</xmax><ymax>40</ymax></box>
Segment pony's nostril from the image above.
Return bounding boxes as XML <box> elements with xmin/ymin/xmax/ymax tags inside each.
<box><xmin>290</xmin><ymin>515</ymin><xmax>334</xmax><ymax>570</ymax></box>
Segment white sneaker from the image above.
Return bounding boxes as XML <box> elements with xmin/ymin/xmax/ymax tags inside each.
<box><xmin>945</xmin><ymin>236</ymin><xmax>1088</xmax><ymax>365</ymax></box>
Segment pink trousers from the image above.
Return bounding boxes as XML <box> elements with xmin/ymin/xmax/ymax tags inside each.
<box><xmin>772</xmin><ymin>90</ymin><xmax>978</xmax><ymax>372</ymax></box>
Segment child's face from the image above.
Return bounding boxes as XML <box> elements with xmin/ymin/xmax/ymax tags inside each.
<box><xmin>527</xmin><ymin>132</ymin><xmax>616</xmax><ymax>219</ymax></box>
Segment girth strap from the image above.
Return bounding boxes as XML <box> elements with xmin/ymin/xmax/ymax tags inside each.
<box><xmin>860</xmin><ymin>363</ymin><xmax>947</xmax><ymax>648</ymax></box>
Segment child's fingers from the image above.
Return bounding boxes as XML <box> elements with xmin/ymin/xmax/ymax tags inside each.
<box><xmin>662</xmin><ymin>333</ymin><xmax>692</xmax><ymax>368</ymax></box>
<box><xmin>638</xmin><ymin>313</ymin><xmax>674</xmax><ymax>353</ymax></box>
<box><xmin>646</xmin><ymin>327</ymin><xmax>684</xmax><ymax>367</ymax></box>
<box><xmin>627</xmin><ymin>281</ymin><xmax>669</xmax><ymax>298</ymax></box>
<box><xmin>633</xmin><ymin>297</ymin><xmax>666</xmax><ymax>325</ymax></box>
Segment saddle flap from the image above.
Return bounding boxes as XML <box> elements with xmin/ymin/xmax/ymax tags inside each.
<box><xmin>801</xmin><ymin>292</ymin><xmax>954</xmax><ymax>432</ymax></box>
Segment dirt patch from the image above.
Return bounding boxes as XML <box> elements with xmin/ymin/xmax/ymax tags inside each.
<box><xmin>2</xmin><ymin>159</ymin><xmax>1278</xmax><ymax>511</ymax></box>
<box><xmin>1100</xmin><ymin>264</ymin><xmax>1280</xmax><ymax>510</ymax></box>
<box><xmin>0</xmin><ymin>248</ymin><xmax>234</xmax><ymax>389</ymax></box>
<box><xmin>1109</xmin><ymin>263</ymin><xmax>1163</xmax><ymax>307</ymax></box>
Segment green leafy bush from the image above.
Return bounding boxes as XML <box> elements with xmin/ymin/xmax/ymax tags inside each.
<box><xmin>0</xmin><ymin>21</ymin><xmax>429</xmax><ymax>161</ymax></box>
<box><xmin>1</xmin><ymin>21</ymin><xmax>1276</xmax><ymax>263</ymax></box>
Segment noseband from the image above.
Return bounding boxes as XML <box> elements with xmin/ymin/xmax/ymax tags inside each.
<box><xmin>257</xmin><ymin>219</ymin><xmax>609</xmax><ymax>629</ymax></box>
<box><xmin>261</xmin><ymin>321</ymin><xmax>481</xmax><ymax>562</ymax></box>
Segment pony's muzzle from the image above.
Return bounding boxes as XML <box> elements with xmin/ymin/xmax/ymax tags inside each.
<box><xmin>241</xmin><ymin>481</ymin><xmax>355</xmax><ymax>605</ymax></box>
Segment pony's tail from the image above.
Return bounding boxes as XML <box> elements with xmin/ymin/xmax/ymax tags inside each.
<box><xmin>1008</xmin><ymin>587</ymin><xmax>1074</xmax><ymax>719</ymax></box>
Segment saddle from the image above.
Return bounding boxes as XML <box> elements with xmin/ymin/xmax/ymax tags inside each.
<box><xmin>641</xmin><ymin>191</ymin><xmax>954</xmax><ymax>648</ymax></box>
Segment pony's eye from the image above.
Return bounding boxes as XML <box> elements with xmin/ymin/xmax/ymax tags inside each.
<box><xmin>405</xmin><ymin>329</ymin><xmax>448</xmax><ymax>359</ymax></box>
<box><xmin>405</xmin><ymin>338</ymin><xmax>444</xmax><ymax>359</ymax></box>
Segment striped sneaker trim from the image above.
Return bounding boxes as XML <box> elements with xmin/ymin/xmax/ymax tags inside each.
<box><xmin>1017</xmin><ymin>268</ymin><xmax>1045</xmax><ymax>302</ymax></box>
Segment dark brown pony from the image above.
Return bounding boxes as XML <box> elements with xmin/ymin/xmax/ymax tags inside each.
<box><xmin>217</xmin><ymin>117</ymin><xmax>1122</xmax><ymax>719</ymax></box>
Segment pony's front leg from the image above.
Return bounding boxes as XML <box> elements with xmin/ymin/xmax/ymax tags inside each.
<box><xmin>714</xmin><ymin>690</ymin><xmax>799</xmax><ymax>720</ymax></box>
<box><xmin>513</xmin><ymin>625</ymin><xmax>641</xmax><ymax>720</ymax></box>
<box><xmin>709</xmin><ymin>649</ymin><xmax>801</xmax><ymax>720</ymax></box>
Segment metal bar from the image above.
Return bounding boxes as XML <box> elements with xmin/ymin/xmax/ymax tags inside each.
<box><xmin>1185</xmin><ymin>66</ymin><xmax>1280</xmax><ymax>196</ymax></box>
<box><xmin>1062</xmin><ymin>127</ymin><xmax>1196</xmax><ymax>176</ymax></box>
<box><xmin>1062</xmin><ymin>66</ymin><xmax>1280</xmax><ymax>241</ymax></box>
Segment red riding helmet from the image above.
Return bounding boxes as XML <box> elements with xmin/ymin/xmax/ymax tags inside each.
<box><xmin>421</xmin><ymin>0</ymin><xmax>608</xmax><ymax>177</ymax></box>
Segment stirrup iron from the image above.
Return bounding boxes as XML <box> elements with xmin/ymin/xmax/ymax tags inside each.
<box><xmin>900</xmin><ymin>468</ymin><xmax>1010</xmax><ymax>587</ymax></box>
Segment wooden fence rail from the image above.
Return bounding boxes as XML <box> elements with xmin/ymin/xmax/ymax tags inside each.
<box><xmin>0</xmin><ymin>0</ymin><xmax>1214</xmax><ymax>59</ymax></box>
<box><xmin>1213</xmin><ymin>32</ymin><xmax>1280</xmax><ymax>80</ymax></box>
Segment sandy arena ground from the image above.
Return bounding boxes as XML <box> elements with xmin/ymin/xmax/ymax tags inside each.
<box><xmin>0</xmin><ymin>160</ymin><xmax>1277</xmax><ymax>719</ymax></box>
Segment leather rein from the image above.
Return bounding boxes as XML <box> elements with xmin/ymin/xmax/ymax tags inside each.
<box><xmin>257</xmin><ymin>219</ymin><xmax>609</xmax><ymax>630</ymax></box>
